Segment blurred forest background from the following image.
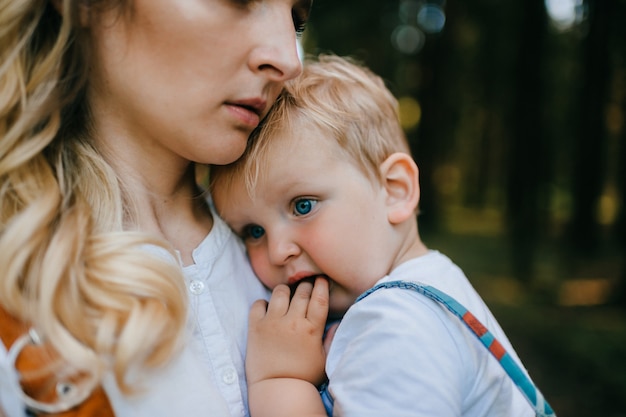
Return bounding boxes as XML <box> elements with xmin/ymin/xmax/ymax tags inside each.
<box><xmin>302</xmin><ymin>0</ymin><xmax>626</xmax><ymax>416</ymax></box>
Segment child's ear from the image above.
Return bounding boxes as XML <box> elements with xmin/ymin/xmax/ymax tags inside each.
<box><xmin>379</xmin><ymin>152</ymin><xmax>420</xmax><ymax>225</ymax></box>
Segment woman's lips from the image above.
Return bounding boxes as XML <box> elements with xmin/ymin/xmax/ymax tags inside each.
<box><xmin>225</xmin><ymin>103</ymin><xmax>261</xmax><ymax>128</ymax></box>
<box><xmin>224</xmin><ymin>97</ymin><xmax>266</xmax><ymax>128</ymax></box>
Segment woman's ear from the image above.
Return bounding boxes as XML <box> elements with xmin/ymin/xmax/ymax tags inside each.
<box><xmin>379</xmin><ymin>152</ymin><xmax>420</xmax><ymax>225</ymax></box>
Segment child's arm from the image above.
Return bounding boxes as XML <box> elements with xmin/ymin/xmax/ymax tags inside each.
<box><xmin>246</xmin><ymin>278</ymin><xmax>329</xmax><ymax>417</ymax></box>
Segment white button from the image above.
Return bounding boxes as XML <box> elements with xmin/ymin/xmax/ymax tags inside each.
<box><xmin>222</xmin><ymin>367</ymin><xmax>237</xmax><ymax>385</ymax></box>
<box><xmin>189</xmin><ymin>280</ymin><xmax>205</xmax><ymax>295</ymax></box>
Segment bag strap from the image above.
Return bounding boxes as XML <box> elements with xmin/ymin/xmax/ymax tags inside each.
<box><xmin>0</xmin><ymin>307</ymin><xmax>115</xmax><ymax>417</ymax></box>
<box><xmin>355</xmin><ymin>280</ymin><xmax>556</xmax><ymax>417</ymax></box>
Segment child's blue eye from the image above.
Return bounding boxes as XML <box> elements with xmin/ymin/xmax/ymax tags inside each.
<box><xmin>245</xmin><ymin>225</ymin><xmax>265</xmax><ymax>239</ymax></box>
<box><xmin>293</xmin><ymin>198</ymin><xmax>316</xmax><ymax>216</ymax></box>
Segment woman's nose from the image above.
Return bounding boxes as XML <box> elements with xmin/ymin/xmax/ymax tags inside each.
<box><xmin>249</xmin><ymin>7</ymin><xmax>303</xmax><ymax>82</ymax></box>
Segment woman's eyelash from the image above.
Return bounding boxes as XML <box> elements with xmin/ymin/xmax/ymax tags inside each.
<box><xmin>295</xmin><ymin>22</ymin><xmax>307</xmax><ymax>35</ymax></box>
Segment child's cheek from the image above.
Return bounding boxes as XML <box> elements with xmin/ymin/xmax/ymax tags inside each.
<box><xmin>248</xmin><ymin>249</ymin><xmax>278</xmax><ymax>289</ymax></box>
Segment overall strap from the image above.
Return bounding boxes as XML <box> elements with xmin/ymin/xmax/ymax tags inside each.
<box><xmin>356</xmin><ymin>280</ymin><xmax>556</xmax><ymax>417</ymax></box>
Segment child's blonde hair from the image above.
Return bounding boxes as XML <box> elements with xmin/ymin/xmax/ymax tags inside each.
<box><xmin>211</xmin><ymin>54</ymin><xmax>411</xmax><ymax>196</ymax></box>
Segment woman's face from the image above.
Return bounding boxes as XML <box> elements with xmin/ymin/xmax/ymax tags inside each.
<box><xmin>86</xmin><ymin>0</ymin><xmax>310</xmax><ymax>169</ymax></box>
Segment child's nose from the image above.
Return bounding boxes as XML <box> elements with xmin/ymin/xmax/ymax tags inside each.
<box><xmin>268</xmin><ymin>237</ymin><xmax>301</xmax><ymax>265</ymax></box>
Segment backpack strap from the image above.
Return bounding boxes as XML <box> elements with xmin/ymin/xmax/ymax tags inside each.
<box><xmin>320</xmin><ymin>280</ymin><xmax>556</xmax><ymax>417</ymax></box>
<box><xmin>0</xmin><ymin>307</ymin><xmax>115</xmax><ymax>417</ymax></box>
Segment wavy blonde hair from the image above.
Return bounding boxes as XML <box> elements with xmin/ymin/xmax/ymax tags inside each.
<box><xmin>0</xmin><ymin>0</ymin><xmax>187</xmax><ymax>392</ymax></box>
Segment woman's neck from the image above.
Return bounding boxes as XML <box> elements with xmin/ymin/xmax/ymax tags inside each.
<box><xmin>132</xmin><ymin>168</ymin><xmax>213</xmax><ymax>266</ymax></box>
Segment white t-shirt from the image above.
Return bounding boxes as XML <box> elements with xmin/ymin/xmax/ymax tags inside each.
<box><xmin>0</xmin><ymin>206</ymin><xmax>269</xmax><ymax>417</ymax></box>
<box><xmin>325</xmin><ymin>251</ymin><xmax>534</xmax><ymax>417</ymax></box>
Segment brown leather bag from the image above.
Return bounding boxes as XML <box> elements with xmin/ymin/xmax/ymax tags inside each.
<box><xmin>0</xmin><ymin>308</ymin><xmax>114</xmax><ymax>417</ymax></box>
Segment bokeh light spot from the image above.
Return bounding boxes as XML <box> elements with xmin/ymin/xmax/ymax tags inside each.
<box><xmin>391</xmin><ymin>25</ymin><xmax>425</xmax><ymax>55</ymax></box>
<box><xmin>398</xmin><ymin>96</ymin><xmax>422</xmax><ymax>130</ymax></box>
<box><xmin>545</xmin><ymin>0</ymin><xmax>583</xmax><ymax>31</ymax></box>
<box><xmin>417</xmin><ymin>4</ymin><xmax>446</xmax><ymax>34</ymax></box>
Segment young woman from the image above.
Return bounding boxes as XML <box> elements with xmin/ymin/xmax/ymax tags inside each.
<box><xmin>0</xmin><ymin>1</ymin><xmax>311</xmax><ymax>416</ymax></box>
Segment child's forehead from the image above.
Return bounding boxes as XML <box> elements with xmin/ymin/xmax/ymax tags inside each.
<box><xmin>260</xmin><ymin>120</ymin><xmax>336</xmax><ymax>156</ymax></box>
<box><xmin>267</xmin><ymin>126</ymin><xmax>336</xmax><ymax>160</ymax></box>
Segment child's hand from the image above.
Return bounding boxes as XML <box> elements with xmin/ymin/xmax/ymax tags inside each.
<box><xmin>246</xmin><ymin>277</ymin><xmax>329</xmax><ymax>387</ymax></box>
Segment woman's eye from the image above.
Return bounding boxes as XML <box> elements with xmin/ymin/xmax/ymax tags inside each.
<box><xmin>293</xmin><ymin>198</ymin><xmax>316</xmax><ymax>216</ymax></box>
<box><xmin>244</xmin><ymin>225</ymin><xmax>265</xmax><ymax>240</ymax></box>
<box><xmin>292</xmin><ymin>2</ymin><xmax>311</xmax><ymax>35</ymax></box>
<box><xmin>293</xmin><ymin>10</ymin><xmax>307</xmax><ymax>34</ymax></box>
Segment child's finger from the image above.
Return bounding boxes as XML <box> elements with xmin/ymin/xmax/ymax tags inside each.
<box><xmin>248</xmin><ymin>299</ymin><xmax>269</xmax><ymax>322</ymax></box>
<box><xmin>288</xmin><ymin>280</ymin><xmax>314</xmax><ymax>317</ymax></box>
<box><xmin>265</xmin><ymin>284</ymin><xmax>292</xmax><ymax>317</ymax></box>
<box><xmin>307</xmin><ymin>277</ymin><xmax>329</xmax><ymax>326</ymax></box>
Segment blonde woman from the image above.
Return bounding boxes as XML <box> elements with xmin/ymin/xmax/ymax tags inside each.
<box><xmin>0</xmin><ymin>1</ymin><xmax>311</xmax><ymax>416</ymax></box>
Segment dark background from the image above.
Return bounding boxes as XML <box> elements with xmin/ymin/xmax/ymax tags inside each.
<box><xmin>303</xmin><ymin>1</ymin><xmax>626</xmax><ymax>416</ymax></box>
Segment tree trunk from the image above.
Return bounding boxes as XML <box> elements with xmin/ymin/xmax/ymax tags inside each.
<box><xmin>506</xmin><ymin>0</ymin><xmax>548</xmax><ymax>283</ymax></box>
<box><xmin>567</xmin><ymin>0</ymin><xmax>613</xmax><ymax>254</ymax></box>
